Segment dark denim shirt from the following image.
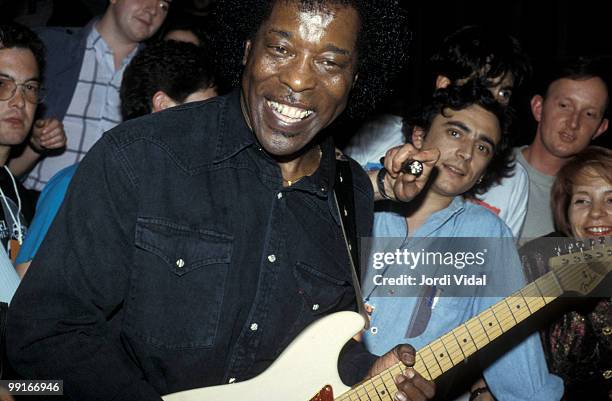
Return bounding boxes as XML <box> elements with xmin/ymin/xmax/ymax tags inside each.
<box><xmin>7</xmin><ymin>90</ymin><xmax>375</xmax><ymax>400</ymax></box>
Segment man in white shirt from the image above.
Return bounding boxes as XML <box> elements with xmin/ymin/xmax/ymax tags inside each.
<box><xmin>345</xmin><ymin>26</ymin><xmax>532</xmax><ymax>238</ymax></box>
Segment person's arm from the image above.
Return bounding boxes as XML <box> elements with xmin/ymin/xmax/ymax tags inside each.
<box><xmin>14</xmin><ymin>165</ymin><xmax>77</xmax><ymax>278</ymax></box>
<box><xmin>6</xmin><ymin>134</ymin><xmax>162</xmax><ymax>401</ymax></box>
<box><xmin>8</xmin><ymin>118</ymin><xmax>66</xmax><ymax>176</ymax></box>
<box><xmin>367</xmin><ymin>144</ymin><xmax>439</xmax><ymax>202</ymax></box>
<box><xmin>15</xmin><ymin>261</ymin><xmax>30</xmax><ymax>279</ymax></box>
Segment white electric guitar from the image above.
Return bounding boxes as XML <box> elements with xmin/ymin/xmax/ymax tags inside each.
<box><xmin>164</xmin><ymin>239</ymin><xmax>612</xmax><ymax>401</ymax></box>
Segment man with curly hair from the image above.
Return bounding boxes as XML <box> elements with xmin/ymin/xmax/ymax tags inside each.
<box><xmin>362</xmin><ymin>84</ymin><xmax>563</xmax><ymax>401</ymax></box>
<box><xmin>7</xmin><ymin>1</ymin><xmax>440</xmax><ymax>400</ymax></box>
<box><xmin>345</xmin><ymin>25</ymin><xmax>533</xmax><ymax>238</ymax></box>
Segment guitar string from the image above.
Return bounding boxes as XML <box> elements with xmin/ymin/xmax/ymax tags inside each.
<box><xmin>432</xmin><ymin>247</ymin><xmax>606</xmax><ymax>360</ymax></box>
<box><xmin>341</xmin><ymin>246</ymin><xmax>609</xmax><ymax>399</ymax></box>
<box><xmin>397</xmin><ymin>253</ymin><xmax>603</xmax><ymax>381</ymax></box>
<box><xmin>415</xmin><ymin>253</ymin><xmax>605</xmax><ymax>377</ymax></box>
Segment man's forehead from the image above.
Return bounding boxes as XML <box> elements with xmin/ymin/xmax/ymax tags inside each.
<box><xmin>436</xmin><ymin>105</ymin><xmax>501</xmax><ymax>141</ymax></box>
<box><xmin>546</xmin><ymin>77</ymin><xmax>609</xmax><ymax>107</ymax></box>
<box><xmin>262</xmin><ymin>0</ymin><xmax>360</xmax><ymax>39</ymax></box>
<box><xmin>0</xmin><ymin>48</ymin><xmax>39</xmax><ymax>79</ymax></box>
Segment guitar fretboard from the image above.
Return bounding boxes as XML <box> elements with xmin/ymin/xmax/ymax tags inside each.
<box><xmin>334</xmin><ymin>244</ymin><xmax>609</xmax><ymax>401</ymax></box>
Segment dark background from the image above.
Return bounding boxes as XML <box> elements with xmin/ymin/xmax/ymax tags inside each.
<box><xmin>2</xmin><ymin>0</ymin><xmax>611</xmax><ymax>148</ymax></box>
<box><xmin>397</xmin><ymin>0</ymin><xmax>612</xmax><ymax>149</ymax></box>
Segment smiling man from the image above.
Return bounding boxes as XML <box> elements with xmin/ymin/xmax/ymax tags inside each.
<box><xmin>363</xmin><ymin>83</ymin><xmax>563</xmax><ymax>401</ymax></box>
<box><xmin>7</xmin><ymin>1</ymin><xmax>440</xmax><ymax>401</ymax></box>
<box><xmin>345</xmin><ymin>25</ymin><xmax>533</xmax><ymax>238</ymax></box>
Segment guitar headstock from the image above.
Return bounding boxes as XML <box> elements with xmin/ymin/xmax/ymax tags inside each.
<box><xmin>548</xmin><ymin>236</ymin><xmax>611</xmax><ymax>295</ymax></box>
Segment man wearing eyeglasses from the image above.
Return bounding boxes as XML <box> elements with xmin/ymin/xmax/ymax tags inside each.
<box><xmin>0</xmin><ymin>23</ymin><xmax>44</xmax><ymax>303</ymax></box>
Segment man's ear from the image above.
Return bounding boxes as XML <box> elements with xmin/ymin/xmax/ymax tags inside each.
<box><xmin>530</xmin><ymin>95</ymin><xmax>544</xmax><ymax>122</ymax></box>
<box><xmin>593</xmin><ymin>118</ymin><xmax>609</xmax><ymax>140</ymax></box>
<box><xmin>411</xmin><ymin>126</ymin><xmax>426</xmax><ymax>150</ymax></box>
<box><xmin>151</xmin><ymin>91</ymin><xmax>178</xmax><ymax>113</ymax></box>
<box><xmin>242</xmin><ymin>40</ymin><xmax>252</xmax><ymax>66</ymax></box>
<box><xmin>435</xmin><ymin>75</ymin><xmax>451</xmax><ymax>89</ymax></box>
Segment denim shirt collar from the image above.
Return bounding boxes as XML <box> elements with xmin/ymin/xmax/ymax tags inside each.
<box><xmin>412</xmin><ymin>196</ymin><xmax>466</xmax><ymax>238</ymax></box>
<box><xmin>214</xmin><ymin>88</ymin><xmax>336</xmax><ymax>198</ymax></box>
<box><xmin>213</xmin><ymin>88</ymin><xmax>256</xmax><ymax>163</ymax></box>
<box><xmin>292</xmin><ymin>135</ymin><xmax>336</xmax><ymax>198</ymax></box>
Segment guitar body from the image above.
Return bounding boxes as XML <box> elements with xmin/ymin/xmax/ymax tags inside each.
<box><xmin>163</xmin><ymin>311</ymin><xmax>364</xmax><ymax>401</ymax></box>
<box><xmin>163</xmin><ymin>239</ymin><xmax>611</xmax><ymax>401</ymax></box>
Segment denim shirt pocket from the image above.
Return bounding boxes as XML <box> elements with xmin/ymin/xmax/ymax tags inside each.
<box><xmin>293</xmin><ymin>261</ymin><xmax>354</xmax><ymax>316</ymax></box>
<box><xmin>126</xmin><ymin>217</ymin><xmax>233</xmax><ymax>349</ymax></box>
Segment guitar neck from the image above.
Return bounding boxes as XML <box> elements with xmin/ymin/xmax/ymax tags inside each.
<box><xmin>410</xmin><ymin>268</ymin><xmax>565</xmax><ymax>381</ymax></box>
<box><xmin>335</xmin><ymin>241</ymin><xmax>610</xmax><ymax>401</ymax></box>
<box><xmin>336</xmin><ymin>268</ymin><xmax>570</xmax><ymax>401</ymax></box>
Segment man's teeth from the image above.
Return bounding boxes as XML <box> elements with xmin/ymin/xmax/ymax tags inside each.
<box><xmin>267</xmin><ymin>100</ymin><xmax>313</xmax><ymax>120</ymax></box>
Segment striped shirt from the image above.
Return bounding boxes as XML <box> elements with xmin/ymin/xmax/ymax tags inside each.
<box><xmin>24</xmin><ymin>26</ymin><xmax>138</xmax><ymax>191</ymax></box>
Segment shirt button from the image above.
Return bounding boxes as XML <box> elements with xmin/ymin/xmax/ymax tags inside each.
<box><xmin>603</xmin><ymin>370</ymin><xmax>612</xmax><ymax>380</ymax></box>
<box><xmin>250</xmin><ymin>323</ymin><xmax>258</xmax><ymax>331</ymax></box>
<box><xmin>228</xmin><ymin>377</ymin><xmax>236</xmax><ymax>384</ymax></box>
<box><xmin>176</xmin><ymin>258</ymin><xmax>185</xmax><ymax>268</ymax></box>
<box><xmin>370</xmin><ymin>326</ymin><xmax>378</xmax><ymax>335</ymax></box>
<box><xmin>277</xmin><ymin>192</ymin><xmax>283</xmax><ymax>199</ymax></box>
<box><xmin>603</xmin><ymin>326</ymin><xmax>611</xmax><ymax>336</ymax></box>
<box><xmin>312</xmin><ymin>304</ymin><xmax>319</xmax><ymax>311</ymax></box>
<box><xmin>267</xmin><ymin>254</ymin><xmax>276</xmax><ymax>263</ymax></box>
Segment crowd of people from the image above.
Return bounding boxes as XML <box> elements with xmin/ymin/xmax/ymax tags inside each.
<box><xmin>0</xmin><ymin>1</ymin><xmax>609</xmax><ymax>401</ymax></box>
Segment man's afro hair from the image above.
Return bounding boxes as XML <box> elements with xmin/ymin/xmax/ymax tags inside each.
<box><xmin>210</xmin><ymin>0</ymin><xmax>410</xmax><ymax>118</ymax></box>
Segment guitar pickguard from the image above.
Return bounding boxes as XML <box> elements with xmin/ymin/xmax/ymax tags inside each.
<box><xmin>309</xmin><ymin>385</ymin><xmax>334</xmax><ymax>401</ymax></box>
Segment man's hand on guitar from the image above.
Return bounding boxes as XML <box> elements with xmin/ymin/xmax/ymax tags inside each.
<box><xmin>368</xmin><ymin>344</ymin><xmax>436</xmax><ymax>401</ymax></box>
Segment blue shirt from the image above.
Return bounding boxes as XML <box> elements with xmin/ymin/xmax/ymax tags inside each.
<box><xmin>16</xmin><ymin>164</ymin><xmax>77</xmax><ymax>264</ymax></box>
<box><xmin>363</xmin><ymin>197</ymin><xmax>563</xmax><ymax>401</ymax></box>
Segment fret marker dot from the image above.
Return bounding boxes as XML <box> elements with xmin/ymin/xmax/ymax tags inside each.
<box><xmin>516</xmin><ymin>305</ymin><xmax>520</xmax><ymax>309</ymax></box>
<box><xmin>439</xmin><ymin>353</ymin><xmax>444</xmax><ymax>358</ymax></box>
<box><xmin>488</xmin><ymin>322</ymin><xmax>493</xmax><ymax>326</ymax></box>
<box><xmin>463</xmin><ymin>339</ymin><xmax>467</xmax><ymax>343</ymax></box>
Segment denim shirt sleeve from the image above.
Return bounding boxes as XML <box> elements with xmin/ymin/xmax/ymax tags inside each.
<box><xmin>475</xmin><ymin>226</ymin><xmax>564</xmax><ymax>401</ymax></box>
<box><xmin>7</xmin><ymin>134</ymin><xmax>163</xmax><ymax>401</ymax></box>
<box><xmin>483</xmin><ymin>332</ymin><xmax>564</xmax><ymax>401</ymax></box>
